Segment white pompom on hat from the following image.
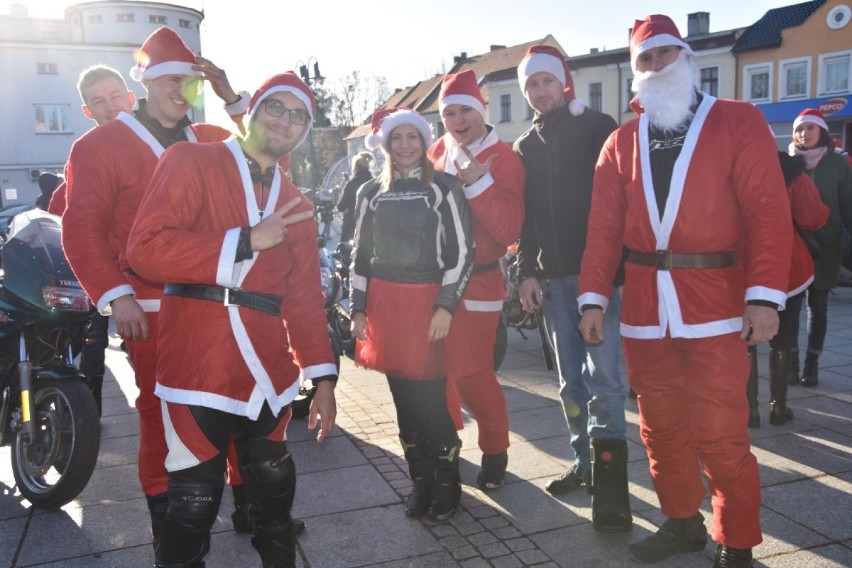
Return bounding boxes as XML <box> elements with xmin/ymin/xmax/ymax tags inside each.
<box><xmin>793</xmin><ymin>108</ymin><xmax>828</xmax><ymax>132</ymax></box>
<box><xmin>517</xmin><ymin>45</ymin><xmax>584</xmax><ymax>116</ymax></box>
<box><xmin>439</xmin><ymin>69</ymin><xmax>486</xmax><ymax>120</ymax></box>
<box><xmin>130</xmin><ymin>27</ymin><xmax>197</xmax><ymax>82</ymax></box>
<box><xmin>629</xmin><ymin>14</ymin><xmax>693</xmax><ymax>72</ymax></box>
<box><xmin>365</xmin><ymin>107</ymin><xmax>433</xmax><ymax>151</ymax></box>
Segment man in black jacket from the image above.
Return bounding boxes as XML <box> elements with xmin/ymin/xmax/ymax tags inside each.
<box><xmin>513</xmin><ymin>45</ymin><xmax>631</xmax><ymax>532</ymax></box>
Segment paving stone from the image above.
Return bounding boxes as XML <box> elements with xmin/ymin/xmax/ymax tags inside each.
<box><xmin>479</xmin><ymin>541</ymin><xmax>511</xmax><ymax>558</ymax></box>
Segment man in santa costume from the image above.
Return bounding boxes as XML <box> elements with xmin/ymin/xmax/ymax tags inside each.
<box><xmin>127</xmin><ymin>72</ymin><xmax>337</xmax><ymax>568</ymax></box>
<box><xmin>578</xmin><ymin>14</ymin><xmax>792</xmax><ymax>567</ymax></box>
<box><xmin>427</xmin><ymin>69</ymin><xmax>525</xmax><ymax>491</ymax></box>
<box><xmin>60</xmin><ymin>27</ymin><xmax>254</xmax><ymax>545</ymax></box>
<box><xmin>513</xmin><ymin>44</ymin><xmax>631</xmax><ymax>532</ymax></box>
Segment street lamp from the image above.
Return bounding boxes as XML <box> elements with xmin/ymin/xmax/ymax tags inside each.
<box><xmin>294</xmin><ymin>57</ymin><xmax>323</xmax><ymax>188</ymax></box>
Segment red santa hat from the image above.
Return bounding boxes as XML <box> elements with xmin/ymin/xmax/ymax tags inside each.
<box><xmin>130</xmin><ymin>27</ymin><xmax>197</xmax><ymax>82</ymax></box>
<box><xmin>365</xmin><ymin>107</ymin><xmax>433</xmax><ymax>151</ymax></box>
<box><xmin>246</xmin><ymin>72</ymin><xmax>316</xmax><ymax>122</ymax></box>
<box><xmin>630</xmin><ymin>14</ymin><xmax>694</xmax><ymax>72</ymax></box>
<box><xmin>439</xmin><ymin>70</ymin><xmax>486</xmax><ymax>120</ymax></box>
<box><xmin>793</xmin><ymin>108</ymin><xmax>828</xmax><ymax>132</ymax></box>
<box><xmin>517</xmin><ymin>45</ymin><xmax>584</xmax><ymax>116</ymax></box>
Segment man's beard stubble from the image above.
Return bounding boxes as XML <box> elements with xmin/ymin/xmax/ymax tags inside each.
<box><xmin>632</xmin><ymin>52</ymin><xmax>700</xmax><ymax>133</ymax></box>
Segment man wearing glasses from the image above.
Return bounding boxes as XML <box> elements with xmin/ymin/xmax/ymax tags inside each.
<box><xmin>127</xmin><ymin>72</ymin><xmax>337</xmax><ymax>568</ymax></box>
<box><xmin>61</xmin><ymin>27</ymin><xmax>251</xmax><ymax>547</ymax></box>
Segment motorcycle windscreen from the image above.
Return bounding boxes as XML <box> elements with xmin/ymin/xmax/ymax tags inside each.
<box><xmin>2</xmin><ymin>210</ymin><xmax>80</xmax><ymax>308</ymax></box>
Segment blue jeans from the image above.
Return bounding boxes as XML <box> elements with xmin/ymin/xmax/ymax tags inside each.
<box><xmin>540</xmin><ymin>276</ymin><xmax>627</xmax><ymax>470</ymax></box>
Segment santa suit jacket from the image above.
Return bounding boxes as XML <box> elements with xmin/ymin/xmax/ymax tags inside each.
<box><xmin>62</xmin><ymin>113</ymin><xmax>231</xmax><ymax>313</ymax></box>
<box><xmin>578</xmin><ymin>95</ymin><xmax>792</xmax><ymax>339</ymax></box>
<box><xmin>428</xmin><ymin>127</ymin><xmax>526</xmax><ymax>309</ymax></box>
<box><xmin>787</xmin><ymin>173</ymin><xmax>829</xmax><ymax>296</ymax></box>
<box><xmin>127</xmin><ymin>138</ymin><xmax>335</xmax><ymax>419</ymax></box>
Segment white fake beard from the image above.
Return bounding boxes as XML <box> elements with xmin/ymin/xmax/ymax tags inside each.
<box><xmin>632</xmin><ymin>51</ymin><xmax>700</xmax><ymax>133</ymax></box>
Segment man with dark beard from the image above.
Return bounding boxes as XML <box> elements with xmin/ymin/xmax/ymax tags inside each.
<box><xmin>578</xmin><ymin>14</ymin><xmax>792</xmax><ymax>567</ymax></box>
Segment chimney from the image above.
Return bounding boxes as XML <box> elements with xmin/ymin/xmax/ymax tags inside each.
<box><xmin>590</xmin><ymin>48</ymin><xmax>599</xmax><ymax>54</ymax></box>
<box><xmin>490</xmin><ymin>45</ymin><xmax>506</xmax><ymax>51</ymax></box>
<box><xmin>453</xmin><ymin>52</ymin><xmax>468</xmax><ymax>64</ymax></box>
<box><xmin>687</xmin><ymin>12</ymin><xmax>710</xmax><ymax>36</ymax></box>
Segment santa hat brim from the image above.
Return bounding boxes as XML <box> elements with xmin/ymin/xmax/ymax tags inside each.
<box><xmin>133</xmin><ymin>61</ymin><xmax>197</xmax><ymax>82</ymax></box>
<box><xmin>366</xmin><ymin>110</ymin><xmax>433</xmax><ymax>151</ymax></box>
<box><xmin>518</xmin><ymin>53</ymin><xmax>566</xmax><ymax>89</ymax></box>
<box><xmin>793</xmin><ymin>115</ymin><xmax>828</xmax><ymax>132</ymax></box>
<box><xmin>439</xmin><ymin>94</ymin><xmax>486</xmax><ymax>120</ymax></box>
<box><xmin>631</xmin><ymin>35</ymin><xmax>693</xmax><ymax>70</ymax></box>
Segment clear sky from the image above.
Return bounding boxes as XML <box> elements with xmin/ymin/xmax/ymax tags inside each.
<box><xmin>5</xmin><ymin>0</ymin><xmax>798</xmax><ymax>125</ymax></box>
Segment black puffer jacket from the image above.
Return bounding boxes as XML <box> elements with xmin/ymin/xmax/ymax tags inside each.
<box><xmin>337</xmin><ymin>167</ymin><xmax>373</xmax><ymax>242</ymax></box>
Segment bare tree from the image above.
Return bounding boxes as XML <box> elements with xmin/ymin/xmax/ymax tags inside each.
<box><xmin>329</xmin><ymin>71</ymin><xmax>390</xmax><ymax>127</ymax></box>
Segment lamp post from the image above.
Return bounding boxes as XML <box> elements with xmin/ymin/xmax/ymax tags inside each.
<box><xmin>295</xmin><ymin>57</ymin><xmax>324</xmax><ymax>189</ymax></box>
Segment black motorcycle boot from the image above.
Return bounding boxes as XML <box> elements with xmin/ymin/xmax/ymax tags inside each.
<box><xmin>427</xmin><ymin>439</ymin><xmax>462</xmax><ymax>522</ymax></box>
<box><xmin>231</xmin><ymin>484</ymin><xmax>250</xmax><ymax>534</ymax></box>
<box><xmin>146</xmin><ymin>492</ymin><xmax>169</xmax><ymax>549</ymax></box>
<box><xmin>713</xmin><ymin>543</ymin><xmax>754</xmax><ymax>567</ymax></box>
<box><xmin>399</xmin><ymin>432</ymin><xmax>431</xmax><ymax>517</ymax></box>
<box><xmin>801</xmin><ymin>351</ymin><xmax>819</xmax><ymax>387</ymax></box>
<box><xmin>250</xmin><ymin>520</ymin><xmax>296</xmax><ymax>568</ymax></box>
<box><xmin>477</xmin><ymin>451</ymin><xmax>508</xmax><ymax>491</ymax></box>
<box><xmin>769</xmin><ymin>349</ymin><xmax>794</xmax><ymax>425</ymax></box>
<box><xmin>746</xmin><ymin>346</ymin><xmax>760</xmax><ymax>429</ymax></box>
<box><xmin>789</xmin><ymin>348</ymin><xmax>800</xmax><ymax>385</ymax></box>
<box><xmin>629</xmin><ymin>512</ymin><xmax>708</xmax><ymax>563</ymax></box>
<box><xmin>590</xmin><ymin>438</ymin><xmax>633</xmax><ymax>532</ymax></box>
<box><xmin>154</xmin><ymin>561</ymin><xmax>205</xmax><ymax>568</ymax></box>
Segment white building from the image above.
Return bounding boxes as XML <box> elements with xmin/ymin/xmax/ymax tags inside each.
<box><xmin>0</xmin><ymin>1</ymin><xmax>204</xmax><ymax>206</ymax></box>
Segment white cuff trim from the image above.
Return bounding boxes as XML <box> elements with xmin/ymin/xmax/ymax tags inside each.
<box><xmin>463</xmin><ymin>172</ymin><xmax>494</xmax><ymax>200</ymax></box>
<box><xmin>745</xmin><ymin>286</ymin><xmax>787</xmax><ymax>309</ymax></box>
<box><xmin>97</xmin><ymin>284</ymin><xmax>135</xmax><ymax>314</ymax></box>
<box><xmin>217</xmin><ymin>227</ymin><xmax>241</xmax><ymax>288</ymax></box>
<box><xmin>577</xmin><ymin>292</ymin><xmax>609</xmax><ymax>315</ymax></box>
<box><xmin>224</xmin><ymin>91</ymin><xmax>250</xmax><ymax>117</ymax></box>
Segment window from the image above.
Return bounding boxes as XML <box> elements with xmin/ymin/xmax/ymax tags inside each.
<box><xmin>744</xmin><ymin>63</ymin><xmax>772</xmax><ymax>102</ymax></box>
<box><xmin>700</xmin><ymin>66</ymin><xmax>719</xmax><ymax>97</ymax></box>
<box><xmin>624</xmin><ymin>78</ymin><xmax>634</xmax><ymax>112</ymax></box>
<box><xmin>34</xmin><ymin>104</ymin><xmax>71</xmax><ymax>133</ymax></box>
<box><xmin>87</xmin><ymin>14</ymin><xmax>102</xmax><ymax>24</ymax></box>
<box><xmin>435</xmin><ymin>121</ymin><xmax>445</xmax><ymax>138</ymax></box>
<box><xmin>36</xmin><ymin>62</ymin><xmax>58</xmax><ymax>74</ymax></box>
<box><xmin>179</xmin><ymin>18</ymin><xmax>191</xmax><ymax>28</ymax></box>
<box><xmin>819</xmin><ymin>51</ymin><xmax>851</xmax><ymax>95</ymax></box>
<box><xmin>116</xmin><ymin>13</ymin><xmax>135</xmax><ymax>22</ymax></box>
<box><xmin>780</xmin><ymin>58</ymin><xmax>810</xmax><ymax>99</ymax></box>
<box><xmin>500</xmin><ymin>94</ymin><xmax>511</xmax><ymax>123</ymax></box>
<box><xmin>588</xmin><ymin>82</ymin><xmax>602</xmax><ymax>112</ymax></box>
<box><xmin>149</xmin><ymin>15</ymin><xmax>167</xmax><ymax>24</ymax></box>
<box><xmin>524</xmin><ymin>100</ymin><xmax>534</xmax><ymax>120</ymax></box>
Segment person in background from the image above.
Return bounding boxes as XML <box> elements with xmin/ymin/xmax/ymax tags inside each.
<box><xmin>351</xmin><ymin>108</ymin><xmax>474</xmax><ymax>521</ymax></box>
<box><xmin>337</xmin><ymin>151</ymin><xmax>374</xmax><ymax>242</ymax></box>
<box><xmin>788</xmin><ymin>109</ymin><xmax>852</xmax><ymax>387</ymax></box>
<box><xmin>578</xmin><ymin>15</ymin><xmax>792</xmax><ymax>566</ymax></box>
<box><xmin>35</xmin><ymin>172</ymin><xmax>62</xmax><ymax>211</ymax></box>
<box><xmin>514</xmin><ymin>44</ymin><xmax>631</xmax><ymax>532</ymax></box>
<box><xmin>127</xmin><ymin>71</ymin><xmax>335</xmax><ymax>568</ymax></box>
<box><xmin>427</xmin><ymin>69</ymin><xmax>525</xmax><ymax>491</ymax></box>
<box><xmin>746</xmin><ymin>151</ymin><xmax>828</xmax><ymax>428</ymax></box>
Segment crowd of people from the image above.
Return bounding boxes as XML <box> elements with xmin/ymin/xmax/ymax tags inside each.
<box><xmin>37</xmin><ymin>11</ymin><xmax>850</xmax><ymax>568</ymax></box>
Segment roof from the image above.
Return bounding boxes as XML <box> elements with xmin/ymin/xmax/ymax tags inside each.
<box><xmin>345</xmin><ymin>75</ymin><xmax>444</xmax><ymax>140</ymax></box>
<box><xmin>733</xmin><ymin>0</ymin><xmax>827</xmax><ymax>52</ymax></box>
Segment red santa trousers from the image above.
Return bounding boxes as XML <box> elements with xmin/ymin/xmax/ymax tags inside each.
<box><xmin>623</xmin><ymin>333</ymin><xmax>762</xmax><ymax>550</ymax></box>
<box><xmin>444</xmin><ymin>270</ymin><xmax>509</xmax><ymax>454</ymax></box>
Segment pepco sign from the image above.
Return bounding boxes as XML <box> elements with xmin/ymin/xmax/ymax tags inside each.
<box><xmin>818</xmin><ymin>98</ymin><xmax>848</xmax><ymax>115</ymax></box>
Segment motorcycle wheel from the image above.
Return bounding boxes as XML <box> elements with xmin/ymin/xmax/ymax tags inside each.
<box><xmin>493</xmin><ymin>316</ymin><xmax>508</xmax><ymax>371</ymax></box>
<box><xmin>11</xmin><ymin>378</ymin><xmax>100</xmax><ymax>510</ymax></box>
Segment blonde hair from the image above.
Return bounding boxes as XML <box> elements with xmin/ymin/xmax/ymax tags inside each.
<box><xmin>378</xmin><ymin>130</ymin><xmax>434</xmax><ymax>189</ymax></box>
<box><xmin>351</xmin><ymin>151</ymin><xmax>374</xmax><ymax>174</ymax></box>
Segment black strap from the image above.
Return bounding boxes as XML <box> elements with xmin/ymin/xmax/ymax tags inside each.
<box><xmin>163</xmin><ymin>283</ymin><xmax>282</xmax><ymax>316</ymax></box>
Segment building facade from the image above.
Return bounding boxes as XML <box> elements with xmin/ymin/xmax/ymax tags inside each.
<box><xmin>0</xmin><ymin>1</ymin><xmax>204</xmax><ymax>206</ymax></box>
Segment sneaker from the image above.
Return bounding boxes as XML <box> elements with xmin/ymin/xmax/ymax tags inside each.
<box><xmin>629</xmin><ymin>513</ymin><xmax>707</xmax><ymax>563</ymax></box>
<box><xmin>713</xmin><ymin>544</ymin><xmax>754</xmax><ymax>567</ymax></box>
<box><xmin>477</xmin><ymin>451</ymin><xmax>508</xmax><ymax>491</ymax></box>
<box><xmin>545</xmin><ymin>464</ymin><xmax>590</xmax><ymax>495</ymax></box>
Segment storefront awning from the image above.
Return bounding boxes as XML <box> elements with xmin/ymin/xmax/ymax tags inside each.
<box><xmin>756</xmin><ymin>94</ymin><xmax>851</xmax><ymax>123</ymax></box>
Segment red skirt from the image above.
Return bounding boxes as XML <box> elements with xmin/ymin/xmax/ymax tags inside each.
<box><xmin>355</xmin><ymin>278</ymin><xmax>445</xmax><ymax>380</ymax></box>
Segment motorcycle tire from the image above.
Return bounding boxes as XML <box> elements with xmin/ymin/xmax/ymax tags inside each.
<box><xmin>493</xmin><ymin>315</ymin><xmax>508</xmax><ymax>371</ymax></box>
<box><xmin>11</xmin><ymin>377</ymin><xmax>100</xmax><ymax>510</ymax></box>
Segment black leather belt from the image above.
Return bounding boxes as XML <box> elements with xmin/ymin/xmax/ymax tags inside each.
<box><xmin>628</xmin><ymin>250</ymin><xmax>737</xmax><ymax>271</ymax></box>
<box><xmin>472</xmin><ymin>261</ymin><xmax>500</xmax><ymax>274</ymax></box>
<box><xmin>163</xmin><ymin>284</ymin><xmax>282</xmax><ymax>316</ymax></box>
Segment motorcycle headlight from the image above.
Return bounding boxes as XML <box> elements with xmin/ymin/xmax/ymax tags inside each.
<box><xmin>42</xmin><ymin>286</ymin><xmax>91</xmax><ymax>312</ymax></box>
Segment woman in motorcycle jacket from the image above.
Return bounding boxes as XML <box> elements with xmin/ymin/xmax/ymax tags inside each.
<box><xmin>350</xmin><ymin>108</ymin><xmax>474</xmax><ymax>522</ymax></box>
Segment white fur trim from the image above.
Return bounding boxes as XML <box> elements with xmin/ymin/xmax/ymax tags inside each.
<box><xmin>139</xmin><ymin>61</ymin><xmax>197</xmax><ymax>81</ymax></box>
<box><xmin>577</xmin><ymin>292</ymin><xmax>610</xmax><ymax>314</ymax></box>
<box><xmin>161</xmin><ymin>400</ymin><xmax>201</xmax><ymax>472</ymax></box>
<box><xmin>568</xmin><ymin>98</ymin><xmax>586</xmax><ymax>116</ymax></box>
<box><xmin>793</xmin><ymin>115</ymin><xmax>828</xmax><ymax>132</ymax></box>
<box><xmin>620</xmin><ymin>317</ymin><xmax>742</xmax><ymax>340</ymax></box>
<box><xmin>631</xmin><ymin>35</ymin><xmax>693</xmax><ymax>71</ymax></box>
<box><xmin>463</xmin><ymin>171</ymin><xmax>493</xmax><ymax>200</ymax></box>
<box><xmin>518</xmin><ymin>53</ymin><xmax>565</xmax><ymax>90</ymax></box>
<box><xmin>301</xmin><ymin>363</ymin><xmax>338</xmax><ymax>380</ymax></box>
<box><xmin>440</xmin><ymin>94</ymin><xmax>486</xmax><ymax>120</ymax></box>
<box><xmin>374</xmin><ymin>110</ymin><xmax>433</xmax><ymax>150</ymax></box>
<box><xmin>463</xmin><ymin>299</ymin><xmax>503</xmax><ymax>312</ymax></box>
<box><xmin>97</xmin><ymin>284</ymin><xmax>135</xmax><ymax>314</ymax></box>
<box><xmin>365</xmin><ymin>132</ymin><xmax>383</xmax><ymax>151</ymax></box>
<box><xmin>224</xmin><ymin>90</ymin><xmax>250</xmax><ymax>117</ymax></box>
<box><xmin>216</xmin><ymin>227</ymin><xmax>242</xmax><ymax>288</ymax></box>
<box><xmin>745</xmin><ymin>285</ymin><xmax>788</xmax><ymax>309</ymax></box>
<box><xmin>116</xmin><ymin>113</ymin><xmax>165</xmax><ymax>158</ymax></box>
<box><xmin>248</xmin><ymin>86</ymin><xmax>313</xmax><ymax>121</ymax></box>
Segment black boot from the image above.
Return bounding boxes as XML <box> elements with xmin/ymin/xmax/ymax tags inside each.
<box><xmin>399</xmin><ymin>432</ymin><xmax>431</xmax><ymax>517</ymax></box>
<box><xmin>769</xmin><ymin>349</ymin><xmax>794</xmax><ymax>425</ymax></box>
<box><xmin>590</xmin><ymin>438</ymin><xmax>633</xmax><ymax>532</ymax></box>
<box><xmin>146</xmin><ymin>492</ymin><xmax>169</xmax><ymax>550</ymax></box>
<box><xmin>713</xmin><ymin>543</ymin><xmax>754</xmax><ymax>567</ymax></box>
<box><xmin>427</xmin><ymin>439</ymin><xmax>462</xmax><ymax>522</ymax></box>
<box><xmin>250</xmin><ymin>520</ymin><xmax>296</xmax><ymax>568</ymax></box>
<box><xmin>231</xmin><ymin>484</ymin><xmax>250</xmax><ymax>534</ymax></box>
<box><xmin>477</xmin><ymin>451</ymin><xmax>508</xmax><ymax>491</ymax></box>
<box><xmin>746</xmin><ymin>346</ymin><xmax>760</xmax><ymax>429</ymax></box>
<box><xmin>789</xmin><ymin>349</ymin><xmax>800</xmax><ymax>385</ymax></box>
<box><xmin>629</xmin><ymin>512</ymin><xmax>707</xmax><ymax>563</ymax></box>
<box><xmin>801</xmin><ymin>352</ymin><xmax>819</xmax><ymax>387</ymax></box>
<box><xmin>154</xmin><ymin>561</ymin><xmax>205</xmax><ymax>567</ymax></box>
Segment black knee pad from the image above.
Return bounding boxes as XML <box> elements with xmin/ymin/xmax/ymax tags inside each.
<box><xmin>167</xmin><ymin>482</ymin><xmax>223</xmax><ymax>532</ymax></box>
<box><xmin>241</xmin><ymin>451</ymin><xmax>296</xmax><ymax>528</ymax></box>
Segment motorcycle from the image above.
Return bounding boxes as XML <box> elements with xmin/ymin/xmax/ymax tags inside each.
<box><xmin>0</xmin><ymin>210</ymin><xmax>100</xmax><ymax>509</ymax></box>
